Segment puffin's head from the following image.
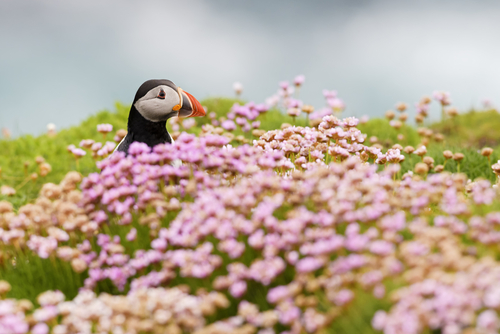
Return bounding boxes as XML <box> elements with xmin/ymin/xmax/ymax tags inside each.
<box><xmin>132</xmin><ymin>79</ymin><xmax>206</xmax><ymax>122</ymax></box>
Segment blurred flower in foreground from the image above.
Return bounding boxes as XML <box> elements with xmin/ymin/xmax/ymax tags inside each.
<box><xmin>0</xmin><ymin>185</ymin><xmax>16</xmax><ymax>196</ymax></box>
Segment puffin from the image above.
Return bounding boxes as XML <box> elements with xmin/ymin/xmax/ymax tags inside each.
<box><xmin>115</xmin><ymin>79</ymin><xmax>205</xmax><ymax>154</ymax></box>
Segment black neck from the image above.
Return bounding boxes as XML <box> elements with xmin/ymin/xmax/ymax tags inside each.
<box><xmin>127</xmin><ymin>106</ymin><xmax>172</xmax><ymax>147</ymax></box>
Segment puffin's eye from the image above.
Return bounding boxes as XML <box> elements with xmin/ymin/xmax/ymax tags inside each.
<box><xmin>157</xmin><ymin>89</ymin><xmax>166</xmax><ymax>99</ymax></box>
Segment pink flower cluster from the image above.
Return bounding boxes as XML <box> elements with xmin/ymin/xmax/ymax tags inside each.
<box><xmin>225</xmin><ymin>102</ymin><xmax>269</xmax><ymax>132</ymax></box>
<box><xmin>0</xmin><ymin>286</ymin><xmax>230</xmax><ymax>334</ymax></box>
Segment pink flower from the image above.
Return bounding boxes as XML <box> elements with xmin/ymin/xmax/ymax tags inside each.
<box><xmin>432</xmin><ymin>91</ymin><xmax>451</xmax><ymax>105</ymax></box>
<box><xmin>279</xmin><ymin>81</ymin><xmax>290</xmax><ymax>90</ymax></box>
<box><xmin>126</xmin><ymin>228</ymin><xmax>137</xmax><ymax>242</ymax></box>
<box><xmin>229</xmin><ymin>281</ymin><xmax>247</xmax><ymax>298</ymax></box>
<box><xmin>233</xmin><ymin>82</ymin><xmax>243</xmax><ymax>95</ymax></box>
<box><xmin>477</xmin><ymin>310</ymin><xmax>499</xmax><ymax>332</ymax></box>
<box><xmin>295</xmin><ymin>257</ymin><xmax>324</xmax><ymax>273</ymax></box>
<box><xmin>33</xmin><ymin>306</ymin><xmax>58</xmax><ymax>322</ymax></box>
<box><xmin>322</xmin><ymin>89</ymin><xmax>337</xmax><ymax>99</ymax></box>
<box><xmin>333</xmin><ymin>289</ymin><xmax>354</xmax><ymax>306</ymax></box>
<box><xmin>372</xmin><ymin>310</ymin><xmax>387</xmax><ymax>330</ymax></box>
<box><xmin>97</xmin><ymin>123</ymin><xmax>113</xmax><ymax>134</ymax></box>
<box><xmin>182</xmin><ymin>118</ymin><xmax>196</xmax><ymax>129</ymax></box>
<box><xmin>32</xmin><ymin>323</ymin><xmax>49</xmax><ymax>334</ymax></box>
<box><xmin>369</xmin><ymin>240</ymin><xmax>395</xmax><ymax>256</ymax></box>
<box><xmin>221</xmin><ymin>120</ymin><xmax>236</xmax><ymax>131</ymax></box>
<box><xmin>71</xmin><ymin>148</ymin><xmax>86</xmax><ymax>158</ymax></box>
<box><xmin>327</xmin><ymin>98</ymin><xmax>345</xmax><ymax>112</ymax></box>
<box><xmin>286</xmin><ymin>251</ymin><xmax>299</xmax><ymax>264</ymax></box>
<box><xmin>294</xmin><ymin>75</ymin><xmax>305</xmax><ymax>86</ymax></box>
<box><xmin>151</xmin><ymin>238</ymin><xmax>167</xmax><ymax>251</ymax></box>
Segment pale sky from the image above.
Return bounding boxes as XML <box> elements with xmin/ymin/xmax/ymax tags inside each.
<box><xmin>1</xmin><ymin>0</ymin><xmax>500</xmax><ymax>135</ymax></box>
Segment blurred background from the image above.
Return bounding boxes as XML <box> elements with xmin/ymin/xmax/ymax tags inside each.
<box><xmin>1</xmin><ymin>0</ymin><xmax>500</xmax><ymax>136</ymax></box>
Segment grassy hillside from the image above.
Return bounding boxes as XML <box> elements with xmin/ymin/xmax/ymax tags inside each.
<box><xmin>431</xmin><ymin>108</ymin><xmax>500</xmax><ymax>147</ymax></box>
<box><xmin>1</xmin><ymin>102</ymin><xmax>499</xmax><ymax>209</ymax></box>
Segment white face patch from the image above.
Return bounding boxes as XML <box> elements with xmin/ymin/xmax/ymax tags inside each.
<box><xmin>134</xmin><ymin>85</ymin><xmax>181</xmax><ymax>122</ymax></box>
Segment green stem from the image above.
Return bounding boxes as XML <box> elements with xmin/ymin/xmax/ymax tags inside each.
<box><xmin>15</xmin><ymin>175</ymin><xmax>31</xmax><ymax>190</ymax></box>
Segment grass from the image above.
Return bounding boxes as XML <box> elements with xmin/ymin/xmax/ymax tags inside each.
<box><xmin>431</xmin><ymin>109</ymin><xmax>500</xmax><ymax>148</ymax></box>
<box><xmin>0</xmin><ymin>253</ymin><xmax>84</xmax><ymax>303</ymax></box>
<box><xmin>0</xmin><ymin>102</ymin><xmax>129</xmax><ymax>208</ymax></box>
<box><xmin>358</xmin><ymin>118</ymin><xmax>420</xmax><ymax>147</ymax></box>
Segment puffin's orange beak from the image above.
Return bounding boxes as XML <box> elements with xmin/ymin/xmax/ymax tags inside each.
<box><xmin>177</xmin><ymin>88</ymin><xmax>206</xmax><ymax>118</ymax></box>
<box><xmin>184</xmin><ymin>90</ymin><xmax>206</xmax><ymax>117</ymax></box>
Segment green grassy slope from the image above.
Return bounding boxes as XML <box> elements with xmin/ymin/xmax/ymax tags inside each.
<box><xmin>1</xmin><ymin>102</ymin><xmax>499</xmax><ymax>210</ymax></box>
<box><xmin>431</xmin><ymin>109</ymin><xmax>500</xmax><ymax>147</ymax></box>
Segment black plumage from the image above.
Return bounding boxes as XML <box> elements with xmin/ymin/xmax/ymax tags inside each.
<box><xmin>116</xmin><ymin>79</ymin><xmax>205</xmax><ymax>155</ymax></box>
<box><xmin>116</xmin><ymin>80</ymin><xmax>178</xmax><ymax>154</ymax></box>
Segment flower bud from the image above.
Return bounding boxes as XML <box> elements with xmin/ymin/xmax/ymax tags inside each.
<box><xmin>395</xmin><ymin>102</ymin><xmax>407</xmax><ymax>112</ymax></box>
<box><xmin>390</xmin><ymin>120</ymin><xmax>402</xmax><ymax>129</ymax></box>
<box><xmin>301</xmin><ymin>105</ymin><xmax>314</xmax><ymax>114</ymax></box>
<box><xmin>0</xmin><ymin>186</ymin><xmax>15</xmax><ymax>196</ymax></box>
<box><xmin>404</xmin><ymin>146</ymin><xmax>415</xmax><ymax>154</ymax></box>
<box><xmin>453</xmin><ymin>153</ymin><xmax>464</xmax><ymax>162</ymax></box>
<box><xmin>443</xmin><ymin>150</ymin><xmax>453</xmax><ymax>159</ymax></box>
<box><xmin>39</xmin><ymin>162</ymin><xmax>52</xmax><ymax>177</ymax></box>
<box><xmin>434</xmin><ymin>133</ymin><xmax>444</xmax><ymax>142</ymax></box>
<box><xmin>434</xmin><ymin>164</ymin><xmax>444</xmax><ymax>173</ymax></box>
<box><xmin>482</xmin><ymin>147</ymin><xmax>493</xmax><ymax>157</ymax></box>
<box><xmin>446</xmin><ymin>107</ymin><xmax>458</xmax><ymax>117</ymax></box>
<box><xmin>414</xmin><ymin>162</ymin><xmax>429</xmax><ymax>175</ymax></box>
<box><xmin>252</xmin><ymin>129</ymin><xmax>265</xmax><ymax>137</ymax></box>
<box><xmin>385</xmin><ymin>110</ymin><xmax>395</xmax><ymax>120</ymax></box>
<box><xmin>423</xmin><ymin>156</ymin><xmax>434</xmax><ymax>167</ymax></box>
<box><xmin>114</xmin><ymin>129</ymin><xmax>127</xmax><ymax>143</ymax></box>
<box><xmin>287</xmin><ymin>108</ymin><xmax>301</xmax><ymax>117</ymax></box>
<box><xmin>17</xmin><ymin>300</ymin><xmax>33</xmax><ymax>312</ymax></box>
<box><xmin>0</xmin><ymin>280</ymin><xmax>11</xmax><ymax>295</ymax></box>
<box><xmin>420</xmin><ymin>96</ymin><xmax>432</xmax><ymax>104</ymax></box>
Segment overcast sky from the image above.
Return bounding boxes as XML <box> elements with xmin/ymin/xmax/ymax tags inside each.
<box><xmin>1</xmin><ymin>0</ymin><xmax>500</xmax><ymax>136</ymax></box>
